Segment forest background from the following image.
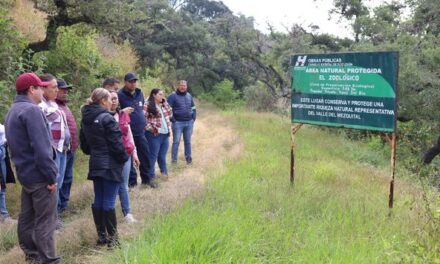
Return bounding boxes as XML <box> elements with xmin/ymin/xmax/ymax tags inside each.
<box><xmin>1</xmin><ymin>0</ymin><xmax>440</xmax><ymax>187</ymax></box>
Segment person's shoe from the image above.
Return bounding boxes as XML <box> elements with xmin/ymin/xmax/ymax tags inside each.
<box><xmin>1</xmin><ymin>216</ymin><xmax>17</xmax><ymax>225</ymax></box>
<box><xmin>147</xmin><ymin>180</ymin><xmax>159</xmax><ymax>189</ymax></box>
<box><xmin>186</xmin><ymin>157</ymin><xmax>192</xmax><ymax>165</ymax></box>
<box><xmin>124</xmin><ymin>213</ymin><xmax>138</xmax><ymax>224</ymax></box>
<box><xmin>159</xmin><ymin>173</ymin><xmax>169</xmax><ymax>181</ymax></box>
<box><xmin>55</xmin><ymin>217</ymin><xmax>64</xmax><ymax>230</ymax></box>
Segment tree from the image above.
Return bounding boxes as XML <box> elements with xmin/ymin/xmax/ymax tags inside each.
<box><xmin>329</xmin><ymin>0</ymin><xmax>369</xmax><ymax>42</ymax></box>
<box><xmin>27</xmin><ymin>0</ymin><xmax>136</xmax><ymax>53</ymax></box>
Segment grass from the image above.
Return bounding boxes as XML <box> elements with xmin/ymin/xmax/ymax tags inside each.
<box><xmin>9</xmin><ymin>0</ymin><xmax>47</xmax><ymax>43</ymax></box>
<box><xmin>0</xmin><ymin>151</ymin><xmax>91</xmax><ymax>252</ymax></box>
<box><xmin>107</xmin><ymin>111</ymin><xmax>439</xmax><ymax>263</ymax></box>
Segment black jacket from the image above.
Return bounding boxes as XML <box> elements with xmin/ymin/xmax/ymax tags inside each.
<box><xmin>0</xmin><ymin>145</ymin><xmax>16</xmax><ymax>190</ymax></box>
<box><xmin>80</xmin><ymin>104</ymin><xmax>129</xmax><ymax>182</ymax></box>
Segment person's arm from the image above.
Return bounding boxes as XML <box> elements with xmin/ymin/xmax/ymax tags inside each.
<box><xmin>127</xmin><ymin>125</ymin><xmax>139</xmax><ymax>167</ymax></box>
<box><xmin>24</xmin><ymin>108</ymin><xmax>57</xmax><ymax>184</ymax></box>
<box><xmin>79</xmin><ymin>126</ymin><xmax>91</xmax><ymax>155</ymax></box>
<box><xmin>167</xmin><ymin>94</ymin><xmax>176</xmax><ymax>123</ymax></box>
<box><xmin>191</xmin><ymin>95</ymin><xmax>196</xmax><ymax>121</ymax></box>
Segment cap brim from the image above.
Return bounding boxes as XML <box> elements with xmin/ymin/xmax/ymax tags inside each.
<box><xmin>37</xmin><ymin>80</ymin><xmax>51</xmax><ymax>87</ymax></box>
<box><xmin>59</xmin><ymin>85</ymin><xmax>73</xmax><ymax>89</ymax></box>
<box><xmin>126</xmin><ymin>78</ymin><xmax>138</xmax><ymax>81</ymax></box>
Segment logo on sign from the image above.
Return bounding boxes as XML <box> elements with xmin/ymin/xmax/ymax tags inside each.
<box><xmin>295</xmin><ymin>56</ymin><xmax>307</xmax><ymax>67</ymax></box>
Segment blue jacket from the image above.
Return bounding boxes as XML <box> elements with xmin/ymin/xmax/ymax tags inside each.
<box><xmin>118</xmin><ymin>87</ymin><xmax>146</xmax><ymax>136</ymax></box>
<box><xmin>167</xmin><ymin>90</ymin><xmax>196</xmax><ymax>122</ymax></box>
<box><xmin>5</xmin><ymin>95</ymin><xmax>57</xmax><ymax>185</ymax></box>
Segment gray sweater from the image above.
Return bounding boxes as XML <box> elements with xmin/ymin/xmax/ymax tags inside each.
<box><xmin>5</xmin><ymin>95</ymin><xmax>57</xmax><ymax>185</ymax></box>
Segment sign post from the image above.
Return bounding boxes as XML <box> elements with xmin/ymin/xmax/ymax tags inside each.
<box><xmin>290</xmin><ymin>124</ymin><xmax>303</xmax><ymax>184</ymax></box>
<box><xmin>290</xmin><ymin>52</ymin><xmax>399</xmax><ymax>207</ymax></box>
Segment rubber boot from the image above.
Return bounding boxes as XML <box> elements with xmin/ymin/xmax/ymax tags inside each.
<box><xmin>92</xmin><ymin>207</ymin><xmax>107</xmax><ymax>246</ymax></box>
<box><xmin>104</xmin><ymin>209</ymin><xmax>119</xmax><ymax>248</ymax></box>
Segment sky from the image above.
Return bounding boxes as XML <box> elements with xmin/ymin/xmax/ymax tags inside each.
<box><xmin>219</xmin><ymin>0</ymin><xmax>384</xmax><ymax>38</ymax></box>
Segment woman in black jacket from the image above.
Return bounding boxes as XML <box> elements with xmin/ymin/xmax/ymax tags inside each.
<box><xmin>80</xmin><ymin>88</ymin><xmax>129</xmax><ymax>247</ymax></box>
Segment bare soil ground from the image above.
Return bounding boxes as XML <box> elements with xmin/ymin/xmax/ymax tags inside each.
<box><xmin>0</xmin><ymin>105</ymin><xmax>242</xmax><ymax>264</ymax></box>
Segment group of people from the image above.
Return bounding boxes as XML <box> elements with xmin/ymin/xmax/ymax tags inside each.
<box><xmin>2</xmin><ymin>72</ymin><xmax>196</xmax><ymax>263</ymax></box>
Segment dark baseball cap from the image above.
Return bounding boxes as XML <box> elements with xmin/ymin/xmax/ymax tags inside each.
<box><xmin>124</xmin><ymin>72</ymin><xmax>138</xmax><ymax>81</ymax></box>
<box><xmin>15</xmin><ymin>72</ymin><xmax>51</xmax><ymax>92</ymax></box>
<box><xmin>57</xmin><ymin>78</ymin><xmax>73</xmax><ymax>89</ymax></box>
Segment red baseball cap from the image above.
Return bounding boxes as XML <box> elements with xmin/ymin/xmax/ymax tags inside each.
<box><xmin>15</xmin><ymin>72</ymin><xmax>51</xmax><ymax>92</ymax></box>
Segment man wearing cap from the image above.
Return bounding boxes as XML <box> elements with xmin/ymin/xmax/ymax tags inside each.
<box><xmin>168</xmin><ymin>80</ymin><xmax>197</xmax><ymax>164</ymax></box>
<box><xmin>56</xmin><ymin>79</ymin><xmax>78</xmax><ymax>214</ymax></box>
<box><xmin>5</xmin><ymin>72</ymin><xmax>60</xmax><ymax>263</ymax></box>
<box><xmin>118</xmin><ymin>73</ymin><xmax>154</xmax><ymax>187</ymax></box>
<box><xmin>39</xmin><ymin>74</ymin><xmax>70</xmax><ymax>228</ymax></box>
<box><xmin>103</xmin><ymin>77</ymin><xmax>120</xmax><ymax>92</ymax></box>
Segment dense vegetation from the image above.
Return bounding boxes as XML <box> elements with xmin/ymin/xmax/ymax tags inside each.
<box><xmin>1</xmin><ymin>0</ymin><xmax>440</xmax><ymax>181</ymax></box>
<box><xmin>1</xmin><ymin>0</ymin><xmax>440</xmax><ymax>175</ymax></box>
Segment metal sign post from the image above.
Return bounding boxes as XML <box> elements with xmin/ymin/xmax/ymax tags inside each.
<box><xmin>290</xmin><ymin>124</ymin><xmax>303</xmax><ymax>184</ymax></box>
<box><xmin>388</xmin><ymin>132</ymin><xmax>397</xmax><ymax>208</ymax></box>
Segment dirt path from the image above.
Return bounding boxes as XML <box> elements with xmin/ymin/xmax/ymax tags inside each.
<box><xmin>0</xmin><ymin>104</ymin><xmax>242</xmax><ymax>264</ymax></box>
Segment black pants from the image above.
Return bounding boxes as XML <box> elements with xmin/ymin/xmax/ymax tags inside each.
<box><xmin>18</xmin><ymin>183</ymin><xmax>60</xmax><ymax>263</ymax></box>
<box><xmin>131</xmin><ymin>134</ymin><xmax>151</xmax><ymax>185</ymax></box>
<box><xmin>423</xmin><ymin>136</ymin><xmax>440</xmax><ymax>164</ymax></box>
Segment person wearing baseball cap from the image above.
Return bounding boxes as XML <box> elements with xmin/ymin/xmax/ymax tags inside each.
<box><xmin>55</xmin><ymin>79</ymin><xmax>78</xmax><ymax>215</ymax></box>
<box><xmin>5</xmin><ymin>72</ymin><xmax>60</xmax><ymax>263</ymax></box>
<box><xmin>118</xmin><ymin>72</ymin><xmax>154</xmax><ymax>188</ymax></box>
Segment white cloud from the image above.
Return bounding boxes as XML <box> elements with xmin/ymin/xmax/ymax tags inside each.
<box><xmin>220</xmin><ymin>0</ymin><xmax>387</xmax><ymax>38</ymax></box>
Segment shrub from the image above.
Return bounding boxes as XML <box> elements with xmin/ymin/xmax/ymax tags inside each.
<box><xmin>243</xmin><ymin>82</ymin><xmax>276</xmax><ymax>112</ymax></box>
<box><xmin>200</xmin><ymin>80</ymin><xmax>243</xmax><ymax>109</ymax></box>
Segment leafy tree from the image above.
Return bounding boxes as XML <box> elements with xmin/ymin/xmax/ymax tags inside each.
<box><xmin>27</xmin><ymin>0</ymin><xmax>137</xmax><ymax>53</ymax></box>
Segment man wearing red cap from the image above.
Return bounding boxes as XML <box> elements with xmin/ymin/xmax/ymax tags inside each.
<box><xmin>5</xmin><ymin>72</ymin><xmax>60</xmax><ymax>263</ymax></box>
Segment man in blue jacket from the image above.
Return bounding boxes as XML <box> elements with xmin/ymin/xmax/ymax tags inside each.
<box><xmin>168</xmin><ymin>80</ymin><xmax>196</xmax><ymax>164</ymax></box>
<box><xmin>5</xmin><ymin>72</ymin><xmax>60</xmax><ymax>263</ymax></box>
<box><xmin>118</xmin><ymin>73</ymin><xmax>155</xmax><ymax>187</ymax></box>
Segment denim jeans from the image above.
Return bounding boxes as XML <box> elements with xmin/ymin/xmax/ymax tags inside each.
<box><xmin>59</xmin><ymin>151</ymin><xmax>75</xmax><ymax>212</ymax></box>
<box><xmin>92</xmin><ymin>178</ymin><xmax>119</xmax><ymax>211</ymax></box>
<box><xmin>0</xmin><ymin>144</ymin><xmax>9</xmax><ymax>219</ymax></box>
<box><xmin>146</xmin><ymin>132</ymin><xmax>169</xmax><ymax>177</ymax></box>
<box><xmin>171</xmin><ymin>120</ymin><xmax>194</xmax><ymax>162</ymax></box>
<box><xmin>128</xmin><ymin>161</ymin><xmax>137</xmax><ymax>187</ymax></box>
<box><xmin>133</xmin><ymin>134</ymin><xmax>151</xmax><ymax>184</ymax></box>
<box><xmin>55</xmin><ymin>151</ymin><xmax>67</xmax><ymax>213</ymax></box>
<box><xmin>118</xmin><ymin>156</ymin><xmax>131</xmax><ymax>216</ymax></box>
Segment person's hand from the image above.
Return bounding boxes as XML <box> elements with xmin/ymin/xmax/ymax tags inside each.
<box><xmin>47</xmin><ymin>183</ymin><xmax>57</xmax><ymax>193</ymax></box>
<box><xmin>133</xmin><ymin>155</ymin><xmax>140</xmax><ymax>167</ymax></box>
<box><xmin>122</xmin><ymin>107</ymin><xmax>134</xmax><ymax>114</ymax></box>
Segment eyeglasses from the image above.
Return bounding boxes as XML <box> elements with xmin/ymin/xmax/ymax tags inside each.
<box><xmin>128</xmin><ymin>80</ymin><xmax>137</xmax><ymax>83</ymax></box>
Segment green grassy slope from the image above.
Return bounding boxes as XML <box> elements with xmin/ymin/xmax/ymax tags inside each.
<box><xmin>107</xmin><ymin>111</ymin><xmax>437</xmax><ymax>263</ymax></box>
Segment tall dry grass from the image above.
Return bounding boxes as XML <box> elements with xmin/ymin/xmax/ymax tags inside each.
<box><xmin>96</xmin><ymin>35</ymin><xmax>139</xmax><ymax>78</ymax></box>
<box><xmin>9</xmin><ymin>0</ymin><xmax>47</xmax><ymax>43</ymax></box>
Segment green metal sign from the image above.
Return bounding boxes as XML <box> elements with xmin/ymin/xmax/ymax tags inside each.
<box><xmin>291</xmin><ymin>52</ymin><xmax>398</xmax><ymax>132</ymax></box>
